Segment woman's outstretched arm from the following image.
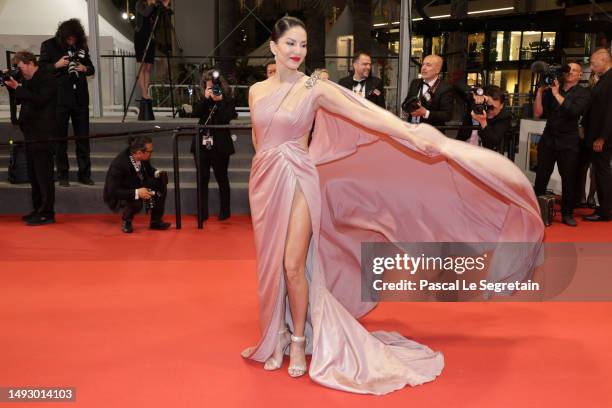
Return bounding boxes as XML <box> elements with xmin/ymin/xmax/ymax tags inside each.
<box><xmin>313</xmin><ymin>80</ymin><xmax>441</xmax><ymax>156</ymax></box>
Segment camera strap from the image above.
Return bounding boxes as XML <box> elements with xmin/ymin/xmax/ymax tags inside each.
<box><xmin>418</xmin><ymin>77</ymin><xmax>440</xmax><ymax>101</ymax></box>
<box><xmin>129</xmin><ymin>155</ymin><xmax>145</xmax><ymax>182</ymax></box>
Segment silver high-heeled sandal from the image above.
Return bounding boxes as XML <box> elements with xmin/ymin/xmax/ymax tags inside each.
<box><xmin>264</xmin><ymin>327</ymin><xmax>291</xmax><ymax>371</ymax></box>
<box><xmin>288</xmin><ymin>335</ymin><xmax>307</xmax><ymax>377</ymax></box>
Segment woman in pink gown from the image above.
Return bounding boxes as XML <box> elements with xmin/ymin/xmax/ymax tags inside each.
<box><xmin>241</xmin><ymin>17</ymin><xmax>544</xmax><ymax>395</ymax></box>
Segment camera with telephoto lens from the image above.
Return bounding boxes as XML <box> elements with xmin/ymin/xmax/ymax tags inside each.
<box><xmin>211</xmin><ymin>70</ymin><xmax>223</xmax><ymax>96</ymax></box>
<box><xmin>468</xmin><ymin>86</ymin><xmax>488</xmax><ymax>115</ymax></box>
<box><xmin>401</xmin><ymin>96</ymin><xmax>421</xmax><ymax>114</ymax></box>
<box><xmin>66</xmin><ymin>47</ymin><xmax>86</xmax><ymax>77</ymax></box>
<box><xmin>0</xmin><ymin>66</ymin><xmax>22</xmax><ymax>87</ymax></box>
<box><xmin>531</xmin><ymin>61</ymin><xmax>570</xmax><ymax>87</ymax></box>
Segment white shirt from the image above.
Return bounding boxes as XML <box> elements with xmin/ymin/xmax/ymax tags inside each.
<box><xmin>411</xmin><ymin>77</ymin><xmax>438</xmax><ymax>123</ymax></box>
<box><xmin>352</xmin><ymin>75</ymin><xmax>367</xmax><ymax>98</ymax></box>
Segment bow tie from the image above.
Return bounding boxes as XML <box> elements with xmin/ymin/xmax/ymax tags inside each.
<box><xmin>353</xmin><ymin>79</ymin><xmax>366</xmax><ymax>87</ymax></box>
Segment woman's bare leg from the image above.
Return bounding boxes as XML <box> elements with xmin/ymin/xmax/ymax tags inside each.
<box><xmin>138</xmin><ymin>63</ymin><xmax>152</xmax><ymax>99</ymax></box>
<box><xmin>283</xmin><ymin>184</ymin><xmax>312</xmax><ymax>375</ymax></box>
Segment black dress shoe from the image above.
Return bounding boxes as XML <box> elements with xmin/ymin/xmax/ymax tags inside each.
<box><xmin>26</xmin><ymin>215</ymin><xmax>56</xmax><ymax>226</ymax></box>
<box><xmin>21</xmin><ymin>212</ymin><xmax>37</xmax><ymax>222</ymax></box>
<box><xmin>583</xmin><ymin>213</ymin><xmax>611</xmax><ymax>222</ymax></box>
<box><xmin>218</xmin><ymin>212</ymin><xmax>231</xmax><ymax>221</ymax></box>
<box><xmin>150</xmin><ymin>221</ymin><xmax>171</xmax><ymax>230</ymax></box>
<box><xmin>122</xmin><ymin>220</ymin><xmax>133</xmax><ymax>233</ymax></box>
<box><xmin>562</xmin><ymin>215</ymin><xmax>577</xmax><ymax>227</ymax></box>
<box><xmin>58</xmin><ymin>179</ymin><xmax>70</xmax><ymax>187</ymax></box>
<box><xmin>78</xmin><ymin>177</ymin><xmax>95</xmax><ymax>185</ymax></box>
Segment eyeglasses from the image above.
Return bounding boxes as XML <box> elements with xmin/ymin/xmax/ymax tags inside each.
<box><xmin>142</xmin><ymin>149</ymin><xmax>153</xmax><ymax>154</ymax></box>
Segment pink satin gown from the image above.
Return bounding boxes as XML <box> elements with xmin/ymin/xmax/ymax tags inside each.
<box><xmin>244</xmin><ymin>73</ymin><xmax>544</xmax><ymax>395</ymax></box>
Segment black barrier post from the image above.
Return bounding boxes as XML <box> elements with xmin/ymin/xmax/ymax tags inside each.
<box><xmin>195</xmin><ymin>129</ymin><xmax>202</xmax><ymax>229</ymax></box>
<box><xmin>172</xmin><ymin>129</ymin><xmax>182</xmax><ymax>229</ymax></box>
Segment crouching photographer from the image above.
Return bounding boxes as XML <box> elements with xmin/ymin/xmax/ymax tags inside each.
<box><xmin>103</xmin><ymin>135</ymin><xmax>170</xmax><ymax>233</ymax></box>
<box><xmin>3</xmin><ymin>51</ymin><xmax>57</xmax><ymax>226</ymax></box>
<box><xmin>533</xmin><ymin>61</ymin><xmax>591</xmax><ymax>227</ymax></box>
<box><xmin>190</xmin><ymin>69</ymin><xmax>237</xmax><ymax>221</ymax></box>
<box><xmin>470</xmin><ymin>85</ymin><xmax>512</xmax><ymax>152</ymax></box>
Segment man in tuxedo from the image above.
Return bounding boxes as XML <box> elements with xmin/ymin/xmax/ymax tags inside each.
<box><xmin>4</xmin><ymin>51</ymin><xmax>57</xmax><ymax>226</ymax></box>
<box><xmin>39</xmin><ymin>19</ymin><xmax>95</xmax><ymax>186</ymax></box>
<box><xmin>401</xmin><ymin>54</ymin><xmax>453</xmax><ymax>126</ymax></box>
<box><xmin>103</xmin><ymin>136</ymin><xmax>170</xmax><ymax>233</ymax></box>
<box><xmin>338</xmin><ymin>51</ymin><xmax>385</xmax><ymax>108</ymax></box>
<box><xmin>583</xmin><ymin>48</ymin><xmax>612</xmax><ymax>222</ymax></box>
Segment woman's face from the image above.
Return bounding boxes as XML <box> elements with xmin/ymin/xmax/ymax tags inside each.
<box><xmin>270</xmin><ymin>26</ymin><xmax>307</xmax><ymax>71</ymax></box>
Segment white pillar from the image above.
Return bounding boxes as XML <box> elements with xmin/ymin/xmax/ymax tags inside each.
<box><xmin>87</xmin><ymin>0</ymin><xmax>103</xmax><ymax>117</ymax></box>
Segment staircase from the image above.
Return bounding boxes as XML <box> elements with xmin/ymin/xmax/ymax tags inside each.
<box><xmin>0</xmin><ymin>118</ymin><xmax>254</xmax><ymax>216</ymax></box>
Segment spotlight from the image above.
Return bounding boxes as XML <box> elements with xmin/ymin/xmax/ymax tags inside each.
<box><xmin>122</xmin><ymin>12</ymin><xmax>128</xmax><ymax>19</ymax></box>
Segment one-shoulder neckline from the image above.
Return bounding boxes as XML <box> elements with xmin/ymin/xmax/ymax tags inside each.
<box><xmin>251</xmin><ymin>73</ymin><xmax>306</xmax><ymax>107</ymax></box>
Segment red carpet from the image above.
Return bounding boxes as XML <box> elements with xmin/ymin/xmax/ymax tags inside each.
<box><xmin>1</xmin><ymin>214</ymin><xmax>611</xmax><ymax>407</ymax></box>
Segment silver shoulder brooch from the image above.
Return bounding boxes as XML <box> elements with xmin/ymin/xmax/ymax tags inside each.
<box><xmin>305</xmin><ymin>72</ymin><xmax>321</xmax><ymax>89</ymax></box>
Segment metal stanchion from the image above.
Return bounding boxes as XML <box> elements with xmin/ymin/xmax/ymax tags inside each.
<box><xmin>172</xmin><ymin>129</ymin><xmax>182</xmax><ymax>229</ymax></box>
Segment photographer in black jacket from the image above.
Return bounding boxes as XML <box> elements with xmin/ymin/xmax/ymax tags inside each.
<box><xmin>39</xmin><ymin>19</ymin><xmax>95</xmax><ymax>186</ymax></box>
<box><xmin>401</xmin><ymin>55</ymin><xmax>453</xmax><ymax>126</ymax></box>
<box><xmin>470</xmin><ymin>85</ymin><xmax>512</xmax><ymax>152</ymax></box>
<box><xmin>3</xmin><ymin>51</ymin><xmax>57</xmax><ymax>226</ymax></box>
<box><xmin>582</xmin><ymin>49</ymin><xmax>612</xmax><ymax>222</ymax></box>
<box><xmin>103</xmin><ymin>135</ymin><xmax>170</xmax><ymax>233</ymax></box>
<box><xmin>190</xmin><ymin>70</ymin><xmax>237</xmax><ymax>221</ymax></box>
<box><xmin>534</xmin><ymin>61</ymin><xmax>591</xmax><ymax>227</ymax></box>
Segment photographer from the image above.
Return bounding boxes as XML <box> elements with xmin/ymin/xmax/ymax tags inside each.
<box><xmin>3</xmin><ymin>51</ymin><xmax>57</xmax><ymax>225</ymax></box>
<box><xmin>103</xmin><ymin>135</ymin><xmax>170</xmax><ymax>233</ymax></box>
<box><xmin>190</xmin><ymin>70</ymin><xmax>237</xmax><ymax>221</ymax></box>
<box><xmin>39</xmin><ymin>19</ymin><xmax>95</xmax><ymax>187</ymax></box>
<box><xmin>134</xmin><ymin>0</ymin><xmax>171</xmax><ymax>106</ymax></box>
<box><xmin>401</xmin><ymin>55</ymin><xmax>453</xmax><ymax>126</ymax></box>
<box><xmin>470</xmin><ymin>85</ymin><xmax>512</xmax><ymax>152</ymax></box>
<box><xmin>533</xmin><ymin>62</ymin><xmax>591</xmax><ymax>227</ymax></box>
<box><xmin>582</xmin><ymin>48</ymin><xmax>612</xmax><ymax>222</ymax></box>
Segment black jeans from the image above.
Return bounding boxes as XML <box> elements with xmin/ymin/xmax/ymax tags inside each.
<box><xmin>534</xmin><ymin>142</ymin><xmax>579</xmax><ymax>216</ymax></box>
<box><xmin>55</xmin><ymin>104</ymin><xmax>91</xmax><ymax>180</ymax></box>
<box><xmin>120</xmin><ymin>178</ymin><xmax>167</xmax><ymax>222</ymax></box>
<box><xmin>590</xmin><ymin>147</ymin><xmax>612</xmax><ymax>217</ymax></box>
<box><xmin>195</xmin><ymin>151</ymin><xmax>231</xmax><ymax>219</ymax></box>
<box><xmin>25</xmin><ymin>143</ymin><xmax>55</xmax><ymax>217</ymax></box>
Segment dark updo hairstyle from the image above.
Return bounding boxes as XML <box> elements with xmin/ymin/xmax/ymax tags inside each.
<box><xmin>271</xmin><ymin>16</ymin><xmax>306</xmax><ymax>42</ymax></box>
